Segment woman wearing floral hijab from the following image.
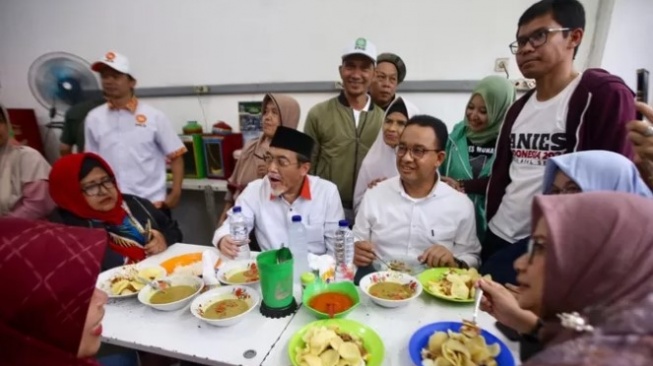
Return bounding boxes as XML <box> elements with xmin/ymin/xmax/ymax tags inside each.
<box><xmin>480</xmin><ymin>192</ymin><xmax>653</xmax><ymax>365</ymax></box>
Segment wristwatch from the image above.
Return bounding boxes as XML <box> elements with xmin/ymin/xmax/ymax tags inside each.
<box><xmin>521</xmin><ymin>318</ymin><xmax>544</xmax><ymax>342</ymax></box>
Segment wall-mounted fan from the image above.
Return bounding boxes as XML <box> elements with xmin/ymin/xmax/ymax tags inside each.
<box><xmin>28</xmin><ymin>52</ymin><xmax>100</xmax><ymax>118</ymax></box>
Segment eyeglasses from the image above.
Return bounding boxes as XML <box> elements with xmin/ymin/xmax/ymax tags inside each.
<box><xmin>395</xmin><ymin>144</ymin><xmax>441</xmax><ymax>159</ymax></box>
<box><xmin>527</xmin><ymin>239</ymin><xmax>546</xmax><ymax>264</ymax></box>
<box><xmin>263</xmin><ymin>154</ymin><xmax>297</xmax><ymax>168</ymax></box>
<box><xmin>509</xmin><ymin>27</ymin><xmax>570</xmax><ymax>54</ymax></box>
<box><xmin>81</xmin><ymin>177</ymin><xmax>116</xmax><ymax>196</ymax></box>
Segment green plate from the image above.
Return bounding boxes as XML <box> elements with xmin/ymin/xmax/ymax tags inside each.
<box><xmin>418</xmin><ymin>268</ymin><xmax>474</xmax><ymax>303</ymax></box>
<box><xmin>288</xmin><ymin>318</ymin><xmax>385</xmax><ymax>366</ymax></box>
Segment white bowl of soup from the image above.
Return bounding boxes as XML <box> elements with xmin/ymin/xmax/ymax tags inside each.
<box><xmin>137</xmin><ymin>275</ymin><xmax>204</xmax><ymax>311</ymax></box>
<box><xmin>217</xmin><ymin>260</ymin><xmax>260</xmax><ymax>286</ymax></box>
<box><xmin>359</xmin><ymin>271</ymin><xmax>422</xmax><ymax>308</ymax></box>
<box><xmin>190</xmin><ymin>285</ymin><xmax>260</xmax><ymax>327</ymax></box>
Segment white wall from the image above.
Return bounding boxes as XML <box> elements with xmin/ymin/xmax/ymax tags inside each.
<box><xmin>600</xmin><ymin>0</ymin><xmax>653</xmax><ymax>99</ymax></box>
<box><xmin>0</xmin><ymin>0</ymin><xmax>600</xmax><ymax>161</ymax></box>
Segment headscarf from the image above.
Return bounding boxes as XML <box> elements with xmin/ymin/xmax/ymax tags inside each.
<box><xmin>525</xmin><ymin>192</ymin><xmax>653</xmax><ymax>365</ymax></box>
<box><xmin>0</xmin><ymin>218</ymin><xmax>107</xmax><ymax>365</ymax></box>
<box><xmin>353</xmin><ymin>97</ymin><xmax>419</xmax><ymax>213</ymax></box>
<box><xmin>542</xmin><ymin>150</ymin><xmax>653</xmax><ymax>197</ymax></box>
<box><xmin>464</xmin><ymin>75</ymin><xmax>516</xmax><ymax>145</ymax></box>
<box><xmin>0</xmin><ymin>104</ymin><xmax>51</xmax><ymax>216</ymax></box>
<box><xmin>49</xmin><ymin>153</ymin><xmax>126</xmax><ymax>225</ymax></box>
<box><xmin>50</xmin><ymin>153</ymin><xmax>147</xmax><ymax>263</ymax></box>
<box><xmin>226</xmin><ymin>93</ymin><xmax>300</xmax><ymax>200</ymax></box>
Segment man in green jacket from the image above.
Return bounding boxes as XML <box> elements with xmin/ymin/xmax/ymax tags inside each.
<box><xmin>304</xmin><ymin>38</ymin><xmax>385</xmax><ymax>221</ymax></box>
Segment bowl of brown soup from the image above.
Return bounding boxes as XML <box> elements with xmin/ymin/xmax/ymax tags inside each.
<box><xmin>137</xmin><ymin>275</ymin><xmax>204</xmax><ymax>311</ymax></box>
<box><xmin>190</xmin><ymin>285</ymin><xmax>260</xmax><ymax>327</ymax></box>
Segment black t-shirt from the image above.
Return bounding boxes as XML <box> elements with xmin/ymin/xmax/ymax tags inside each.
<box><xmin>467</xmin><ymin>138</ymin><xmax>496</xmax><ymax>178</ymax></box>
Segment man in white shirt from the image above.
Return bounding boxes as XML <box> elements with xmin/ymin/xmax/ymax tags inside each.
<box><xmin>84</xmin><ymin>51</ymin><xmax>186</xmax><ymax>213</ymax></box>
<box><xmin>213</xmin><ymin>126</ymin><xmax>344</xmax><ymax>258</ymax></box>
<box><xmin>354</xmin><ymin>115</ymin><xmax>481</xmax><ymax>269</ymax></box>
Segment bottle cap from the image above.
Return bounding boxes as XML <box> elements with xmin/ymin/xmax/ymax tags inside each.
<box><xmin>233</xmin><ymin>206</ymin><xmax>242</xmax><ymax>213</ymax></box>
<box><xmin>338</xmin><ymin>219</ymin><xmax>349</xmax><ymax>227</ymax></box>
<box><xmin>301</xmin><ymin>272</ymin><xmax>316</xmax><ymax>285</ymax></box>
<box><xmin>292</xmin><ymin>215</ymin><xmax>302</xmax><ymax>222</ymax></box>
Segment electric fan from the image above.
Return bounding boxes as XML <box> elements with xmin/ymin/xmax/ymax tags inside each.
<box><xmin>28</xmin><ymin>52</ymin><xmax>100</xmax><ymax>118</ymax></box>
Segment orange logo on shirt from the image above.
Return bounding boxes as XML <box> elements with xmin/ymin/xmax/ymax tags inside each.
<box><xmin>105</xmin><ymin>52</ymin><xmax>116</xmax><ymax>62</ymax></box>
<box><xmin>135</xmin><ymin>114</ymin><xmax>147</xmax><ymax>125</ymax></box>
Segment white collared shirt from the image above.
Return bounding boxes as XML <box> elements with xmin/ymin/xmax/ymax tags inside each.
<box><xmin>353</xmin><ymin>176</ymin><xmax>481</xmax><ymax>267</ymax></box>
<box><xmin>212</xmin><ymin>175</ymin><xmax>345</xmax><ymax>255</ymax></box>
<box><xmin>84</xmin><ymin>102</ymin><xmax>186</xmax><ymax>202</ymax></box>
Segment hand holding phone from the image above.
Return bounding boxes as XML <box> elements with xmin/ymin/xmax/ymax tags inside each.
<box><xmin>636</xmin><ymin>69</ymin><xmax>649</xmax><ymax>120</ymax></box>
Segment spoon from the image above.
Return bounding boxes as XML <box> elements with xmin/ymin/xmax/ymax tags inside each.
<box><xmin>472</xmin><ymin>288</ymin><xmax>484</xmax><ymax>325</ymax></box>
<box><xmin>276</xmin><ymin>246</ymin><xmax>292</xmax><ymax>264</ymax></box>
<box><xmin>327</xmin><ymin>303</ymin><xmax>335</xmax><ymax>319</ymax></box>
<box><xmin>138</xmin><ymin>277</ymin><xmax>170</xmax><ymax>291</ymax></box>
<box><xmin>373</xmin><ymin>251</ymin><xmax>393</xmax><ymax>270</ymax></box>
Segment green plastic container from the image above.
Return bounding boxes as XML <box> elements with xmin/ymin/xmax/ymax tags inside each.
<box><xmin>257</xmin><ymin>249</ymin><xmax>295</xmax><ymax>309</ymax></box>
<box><xmin>302</xmin><ymin>281</ymin><xmax>360</xmax><ymax>319</ymax></box>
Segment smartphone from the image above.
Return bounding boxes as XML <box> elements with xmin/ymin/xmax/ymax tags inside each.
<box><xmin>636</xmin><ymin>69</ymin><xmax>649</xmax><ymax>120</ymax></box>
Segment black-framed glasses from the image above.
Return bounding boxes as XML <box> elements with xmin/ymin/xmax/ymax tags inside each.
<box><xmin>263</xmin><ymin>153</ymin><xmax>297</xmax><ymax>168</ymax></box>
<box><xmin>81</xmin><ymin>177</ymin><xmax>116</xmax><ymax>196</ymax></box>
<box><xmin>509</xmin><ymin>27</ymin><xmax>570</xmax><ymax>54</ymax></box>
<box><xmin>395</xmin><ymin>144</ymin><xmax>441</xmax><ymax>159</ymax></box>
<box><xmin>527</xmin><ymin>239</ymin><xmax>546</xmax><ymax>264</ymax></box>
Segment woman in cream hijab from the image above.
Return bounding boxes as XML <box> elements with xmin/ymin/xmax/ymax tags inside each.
<box><xmin>218</xmin><ymin>94</ymin><xmax>300</xmax><ymax>225</ymax></box>
<box><xmin>0</xmin><ymin>104</ymin><xmax>54</xmax><ymax>219</ymax></box>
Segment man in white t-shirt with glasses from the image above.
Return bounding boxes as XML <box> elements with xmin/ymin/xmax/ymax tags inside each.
<box><xmin>484</xmin><ymin>0</ymin><xmax>636</xmax><ymax>261</ymax></box>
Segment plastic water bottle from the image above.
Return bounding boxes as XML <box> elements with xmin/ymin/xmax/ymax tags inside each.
<box><xmin>334</xmin><ymin>220</ymin><xmax>355</xmax><ymax>282</ymax></box>
<box><xmin>230</xmin><ymin>206</ymin><xmax>250</xmax><ymax>261</ymax></box>
<box><xmin>288</xmin><ymin>215</ymin><xmax>309</xmax><ymax>283</ymax></box>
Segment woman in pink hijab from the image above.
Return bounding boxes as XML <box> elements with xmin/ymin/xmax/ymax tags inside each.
<box><xmin>480</xmin><ymin>192</ymin><xmax>653</xmax><ymax>365</ymax></box>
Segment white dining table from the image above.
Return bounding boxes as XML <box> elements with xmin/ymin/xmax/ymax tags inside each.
<box><xmin>101</xmin><ymin>243</ymin><xmax>295</xmax><ymax>366</ymax></box>
<box><xmin>101</xmin><ymin>243</ymin><xmax>520</xmax><ymax>366</ymax></box>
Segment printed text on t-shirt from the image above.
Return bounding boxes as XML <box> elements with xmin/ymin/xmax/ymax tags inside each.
<box><xmin>510</xmin><ymin>132</ymin><xmax>566</xmax><ymax>166</ymax></box>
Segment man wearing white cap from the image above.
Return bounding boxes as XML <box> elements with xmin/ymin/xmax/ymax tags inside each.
<box><xmin>304</xmin><ymin>38</ymin><xmax>384</xmax><ymax>222</ymax></box>
<box><xmin>84</xmin><ymin>51</ymin><xmax>186</xmax><ymax>213</ymax></box>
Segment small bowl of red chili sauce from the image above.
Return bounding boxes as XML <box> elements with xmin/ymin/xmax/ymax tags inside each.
<box><xmin>302</xmin><ymin>281</ymin><xmax>360</xmax><ymax>319</ymax></box>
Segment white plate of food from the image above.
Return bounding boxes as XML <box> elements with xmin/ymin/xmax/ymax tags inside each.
<box><xmin>96</xmin><ymin>264</ymin><xmax>166</xmax><ymax>298</ymax></box>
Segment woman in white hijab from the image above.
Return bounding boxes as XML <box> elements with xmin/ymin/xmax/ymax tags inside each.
<box><xmin>0</xmin><ymin>105</ymin><xmax>54</xmax><ymax>219</ymax></box>
<box><xmin>353</xmin><ymin>97</ymin><xmax>419</xmax><ymax>214</ymax></box>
